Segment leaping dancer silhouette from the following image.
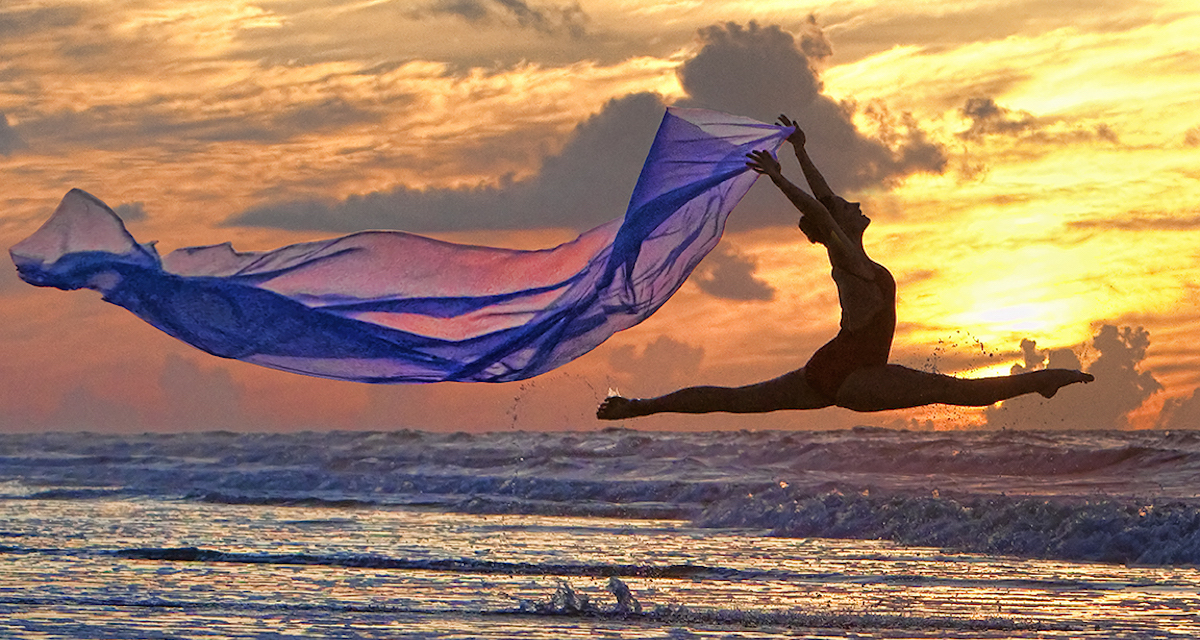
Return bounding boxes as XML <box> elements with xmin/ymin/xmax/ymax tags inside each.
<box><xmin>598</xmin><ymin>115</ymin><xmax>1092</xmax><ymax>420</ymax></box>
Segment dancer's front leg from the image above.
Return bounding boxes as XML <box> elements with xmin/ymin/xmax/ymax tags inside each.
<box><xmin>597</xmin><ymin>368</ymin><xmax>832</xmax><ymax>419</ymax></box>
<box><xmin>834</xmin><ymin>364</ymin><xmax>1093</xmax><ymax>412</ymax></box>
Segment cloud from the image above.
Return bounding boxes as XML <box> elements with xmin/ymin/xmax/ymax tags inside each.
<box><xmin>958</xmin><ymin>97</ymin><xmax>1037</xmax><ymax>140</ymax></box>
<box><xmin>43</xmin><ymin>385</ymin><xmax>145</xmax><ymax>432</ymax></box>
<box><xmin>0</xmin><ymin>5</ymin><xmax>83</xmax><ymax>39</ymax></box>
<box><xmin>957</xmin><ymin>96</ymin><xmax>1121</xmax><ymax>145</ymax></box>
<box><xmin>23</xmin><ymin>357</ymin><xmax>248</xmax><ymax>432</ymax></box>
<box><xmin>158</xmin><ymin>354</ymin><xmax>248</xmax><ymax>431</ymax></box>
<box><xmin>675</xmin><ymin>22</ymin><xmax>946</xmax><ymax>194</ymax></box>
<box><xmin>609</xmin><ymin>335</ymin><xmax>704</xmax><ymax>396</ymax></box>
<box><xmin>1069</xmin><ymin>212</ymin><xmax>1200</xmax><ymax>232</ymax></box>
<box><xmin>0</xmin><ymin>113</ymin><xmax>26</xmax><ymax>155</ymax></box>
<box><xmin>20</xmin><ymin>96</ymin><xmax>387</xmax><ymax>151</ymax></box>
<box><xmin>423</xmin><ymin>0</ymin><xmax>587</xmax><ymax>37</ymax></box>
<box><xmin>228</xmin><ymin>91</ymin><xmax>667</xmax><ymax>232</ymax></box>
<box><xmin>1157</xmin><ymin>387</ymin><xmax>1200</xmax><ymax>430</ymax></box>
<box><xmin>675</xmin><ymin>22</ymin><xmax>823</xmax><ymax>123</ymax></box>
<box><xmin>827</xmin><ymin>0</ymin><xmax>1164</xmax><ymax>65</ymax></box>
<box><xmin>229</xmin><ymin>21</ymin><xmax>946</xmax><ymax>233</ymax></box>
<box><xmin>269</xmin><ymin>97</ymin><xmax>388</xmax><ymax>137</ymax></box>
<box><xmin>114</xmin><ymin>201</ymin><xmax>148</xmax><ymax>222</ymax></box>
<box><xmin>222</xmin><ymin>0</ymin><xmax>611</xmax><ymax>70</ymax></box>
<box><xmin>798</xmin><ymin>14</ymin><xmax>832</xmax><ymax>63</ymax></box>
<box><xmin>693</xmin><ymin>245</ymin><xmax>776</xmax><ymax>301</ymax></box>
<box><xmin>429</xmin><ymin>0</ymin><xmax>491</xmax><ymax>22</ymax></box>
<box><xmin>985</xmin><ymin>325</ymin><xmax>1162</xmax><ymax>430</ymax></box>
<box><xmin>1095</xmin><ymin>124</ymin><xmax>1119</xmax><ymax>144</ymax></box>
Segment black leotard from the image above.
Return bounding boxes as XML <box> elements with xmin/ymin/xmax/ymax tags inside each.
<box><xmin>803</xmin><ymin>262</ymin><xmax>896</xmax><ymax>401</ymax></box>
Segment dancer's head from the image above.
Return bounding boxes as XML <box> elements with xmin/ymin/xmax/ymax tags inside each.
<box><xmin>800</xmin><ymin>196</ymin><xmax>870</xmax><ymax>246</ymax></box>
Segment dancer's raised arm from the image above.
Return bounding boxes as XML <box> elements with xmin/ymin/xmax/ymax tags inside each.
<box><xmin>745</xmin><ymin>149</ymin><xmax>873</xmax><ymax>280</ymax></box>
<box><xmin>778</xmin><ymin>115</ymin><xmax>836</xmax><ymax>202</ymax></box>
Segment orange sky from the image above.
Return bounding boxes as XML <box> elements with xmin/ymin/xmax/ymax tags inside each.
<box><xmin>2</xmin><ymin>0</ymin><xmax>1198</xmax><ymax>432</ymax></box>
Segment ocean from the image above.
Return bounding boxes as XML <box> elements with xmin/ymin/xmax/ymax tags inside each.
<box><xmin>2</xmin><ymin>427</ymin><xmax>1199</xmax><ymax>639</ymax></box>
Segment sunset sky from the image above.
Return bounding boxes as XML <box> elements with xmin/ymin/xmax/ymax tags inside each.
<box><xmin>2</xmin><ymin>0</ymin><xmax>1198</xmax><ymax>433</ymax></box>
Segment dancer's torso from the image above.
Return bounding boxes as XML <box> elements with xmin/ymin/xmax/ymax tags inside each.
<box><xmin>804</xmin><ymin>261</ymin><xmax>897</xmax><ymax>401</ymax></box>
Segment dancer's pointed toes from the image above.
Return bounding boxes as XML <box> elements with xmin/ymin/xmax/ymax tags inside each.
<box><xmin>1038</xmin><ymin>369</ymin><xmax>1093</xmax><ymax>398</ymax></box>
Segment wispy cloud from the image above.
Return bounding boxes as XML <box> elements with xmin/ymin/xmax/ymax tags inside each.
<box><xmin>797</xmin><ymin>14</ymin><xmax>832</xmax><ymax>63</ymax></box>
<box><xmin>0</xmin><ymin>4</ymin><xmax>83</xmax><ymax>39</ymax></box>
<box><xmin>958</xmin><ymin>97</ymin><xmax>1037</xmax><ymax>140</ymax></box>
<box><xmin>20</xmin><ymin>96</ymin><xmax>388</xmax><ymax>151</ymax></box>
<box><xmin>958</xmin><ymin>97</ymin><xmax>1120</xmax><ymax>145</ymax></box>
<box><xmin>1069</xmin><ymin>212</ymin><xmax>1200</xmax><ymax>232</ymax></box>
<box><xmin>826</xmin><ymin>0</ymin><xmax>1167</xmax><ymax>65</ymax></box>
<box><xmin>423</xmin><ymin>0</ymin><xmax>588</xmax><ymax>37</ymax></box>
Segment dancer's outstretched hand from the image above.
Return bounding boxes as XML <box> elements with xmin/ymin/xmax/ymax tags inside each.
<box><xmin>778</xmin><ymin>114</ymin><xmax>805</xmax><ymax>146</ymax></box>
<box><xmin>745</xmin><ymin>149</ymin><xmax>782</xmax><ymax>178</ymax></box>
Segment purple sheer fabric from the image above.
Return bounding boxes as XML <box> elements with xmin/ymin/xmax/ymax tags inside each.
<box><xmin>10</xmin><ymin>108</ymin><xmax>791</xmax><ymax>383</ymax></box>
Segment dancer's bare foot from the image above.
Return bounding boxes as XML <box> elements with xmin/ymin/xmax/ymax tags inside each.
<box><xmin>597</xmin><ymin>396</ymin><xmax>642</xmax><ymax>420</ymax></box>
<box><xmin>1036</xmin><ymin>370</ymin><xmax>1094</xmax><ymax>398</ymax></box>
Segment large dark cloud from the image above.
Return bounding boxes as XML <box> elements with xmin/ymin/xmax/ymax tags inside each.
<box><xmin>675</xmin><ymin>22</ymin><xmax>823</xmax><ymax>123</ymax></box>
<box><xmin>229</xmin><ymin>91</ymin><xmax>665</xmax><ymax>232</ymax></box>
<box><xmin>985</xmin><ymin>325</ymin><xmax>1162</xmax><ymax>430</ymax></box>
<box><xmin>666</xmin><ymin>22</ymin><xmax>946</xmax><ymax>193</ymax></box>
<box><xmin>229</xmin><ymin>21</ymin><xmax>946</xmax><ymax>234</ymax></box>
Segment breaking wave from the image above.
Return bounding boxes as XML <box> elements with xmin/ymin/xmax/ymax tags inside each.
<box><xmin>3</xmin><ymin>428</ymin><xmax>1200</xmax><ymax>565</ymax></box>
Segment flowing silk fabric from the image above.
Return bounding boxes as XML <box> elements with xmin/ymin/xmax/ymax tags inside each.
<box><xmin>10</xmin><ymin>108</ymin><xmax>791</xmax><ymax>383</ymax></box>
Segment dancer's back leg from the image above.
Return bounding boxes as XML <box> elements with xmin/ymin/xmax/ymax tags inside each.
<box><xmin>597</xmin><ymin>368</ymin><xmax>833</xmax><ymax>419</ymax></box>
